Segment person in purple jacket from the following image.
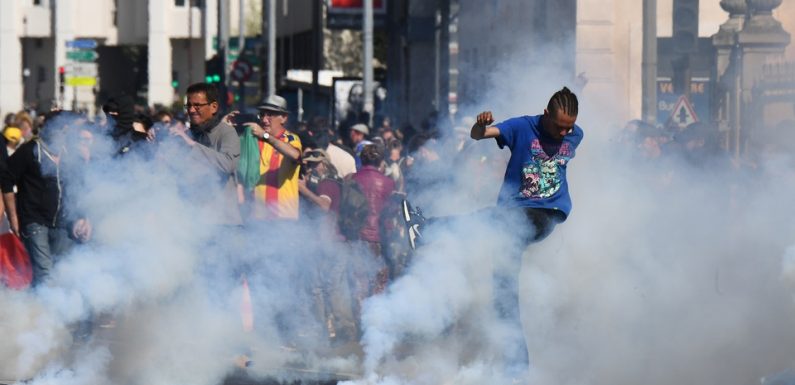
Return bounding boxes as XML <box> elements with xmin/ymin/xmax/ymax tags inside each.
<box><xmin>403</xmin><ymin>87</ymin><xmax>584</xmax><ymax>380</ymax></box>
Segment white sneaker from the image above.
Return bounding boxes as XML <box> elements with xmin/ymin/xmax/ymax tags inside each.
<box><xmin>402</xmin><ymin>200</ymin><xmax>425</xmax><ymax>250</ymax></box>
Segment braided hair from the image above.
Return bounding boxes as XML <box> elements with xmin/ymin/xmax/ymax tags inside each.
<box><xmin>547</xmin><ymin>87</ymin><xmax>579</xmax><ymax>118</ymax></box>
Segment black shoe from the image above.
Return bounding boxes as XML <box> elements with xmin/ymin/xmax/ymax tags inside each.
<box><xmin>402</xmin><ymin>200</ymin><xmax>425</xmax><ymax>250</ymax></box>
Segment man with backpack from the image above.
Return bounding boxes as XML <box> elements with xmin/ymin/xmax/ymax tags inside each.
<box><xmin>350</xmin><ymin>144</ymin><xmax>395</xmax><ymax>298</ymax></box>
<box><xmin>298</xmin><ymin>148</ymin><xmax>361</xmax><ymax>346</ymax></box>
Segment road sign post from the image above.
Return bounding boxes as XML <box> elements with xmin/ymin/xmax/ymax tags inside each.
<box><xmin>66</xmin><ymin>50</ymin><xmax>99</xmax><ymax>62</ymax></box>
<box><xmin>231</xmin><ymin>59</ymin><xmax>253</xmax><ymax>110</ymax></box>
<box><xmin>668</xmin><ymin>95</ymin><xmax>699</xmax><ymax>129</ymax></box>
<box><xmin>66</xmin><ymin>39</ymin><xmax>98</xmax><ymax>50</ymax></box>
<box><xmin>65</xmin><ymin>39</ymin><xmax>99</xmax><ymax>89</ymax></box>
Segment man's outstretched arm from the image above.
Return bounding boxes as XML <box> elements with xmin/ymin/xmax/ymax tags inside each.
<box><xmin>470</xmin><ymin>111</ymin><xmax>501</xmax><ymax>140</ymax></box>
<box><xmin>245</xmin><ymin>122</ymin><xmax>301</xmax><ymax>162</ymax></box>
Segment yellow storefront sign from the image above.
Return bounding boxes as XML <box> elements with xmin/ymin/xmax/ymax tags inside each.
<box><xmin>65</xmin><ymin>76</ymin><xmax>97</xmax><ymax>87</ymax></box>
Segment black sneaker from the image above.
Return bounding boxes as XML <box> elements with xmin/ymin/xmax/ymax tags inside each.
<box><xmin>401</xmin><ymin>200</ymin><xmax>425</xmax><ymax>250</ymax></box>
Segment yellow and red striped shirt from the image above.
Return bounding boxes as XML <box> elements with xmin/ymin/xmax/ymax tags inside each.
<box><xmin>252</xmin><ymin>130</ymin><xmax>302</xmax><ymax>220</ymax></box>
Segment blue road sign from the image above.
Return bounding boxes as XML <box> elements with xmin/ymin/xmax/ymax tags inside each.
<box><xmin>66</xmin><ymin>39</ymin><xmax>97</xmax><ymax>49</ymax></box>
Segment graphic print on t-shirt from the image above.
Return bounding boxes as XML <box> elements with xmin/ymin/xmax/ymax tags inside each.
<box><xmin>520</xmin><ymin>139</ymin><xmax>573</xmax><ymax>199</ymax></box>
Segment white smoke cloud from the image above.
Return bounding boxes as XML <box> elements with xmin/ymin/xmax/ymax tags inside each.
<box><xmin>0</xmin><ymin>115</ymin><xmax>359</xmax><ymax>385</ymax></box>
<box><xmin>4</xmin><ymin>24</ymin><xmax>795</xmax><ymax>385</ymax></box>
<box><xmin>346</xmin><ymin>34</ymin><xmax>795</xmax><ymax>385</ymax></box>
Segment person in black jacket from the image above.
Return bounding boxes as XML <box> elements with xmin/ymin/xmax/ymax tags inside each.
<box><xmin>103</xmin><ymin>95</ymin><xmax>154</xmax><ymax>157</ymax></box>
<box><xmin>1</xmin><ymin>111</ymin><xmax>91</xmax><ymax>287</ymax></box>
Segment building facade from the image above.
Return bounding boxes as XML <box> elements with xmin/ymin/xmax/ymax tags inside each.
<box><xmin>0</xmin><ymin>0</ymin><xmax>213</xmax><ymax>115</ymax></box>
<box><xmin>450</xmin><ymin>0</ymin><xmax>795</xmax><ymax>129</ymax></box>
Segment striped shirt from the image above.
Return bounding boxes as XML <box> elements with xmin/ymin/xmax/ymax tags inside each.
<box><xmin>252</xmin><ymin>130</ymin><xmax>302</xmax><ymax>220</ymax></box>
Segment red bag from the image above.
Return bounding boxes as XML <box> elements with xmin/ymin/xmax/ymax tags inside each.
<box><xmin>0</xmin><ymin>233</ymin><xmax>32</xmax><ymax>289</ymax></box>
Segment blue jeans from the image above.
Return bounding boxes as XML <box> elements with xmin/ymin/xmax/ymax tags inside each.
<box><xmin>430</xmin><ymin>207</ymin><xmax>564</xmax><ymax>377</ymax></box>
<box><xmin>21</xmin><ymin>222</ymin><xmax>74</xmax><ymax>287</ymax></box>
<box><xmin>493</xmin><ymin>207</ymin><xmax>565</xmax><ymax>377</ymax></box>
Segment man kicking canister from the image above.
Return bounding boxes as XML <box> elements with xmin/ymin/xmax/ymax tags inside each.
<box><xmin>403</xmin><ymin>87</ymin><xmax>585</xmax><ymax>380</ymax></box>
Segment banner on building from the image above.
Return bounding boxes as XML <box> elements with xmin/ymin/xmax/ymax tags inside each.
<box><xmin>331</xmin><ymin>77</ymin><xmax>386</xmax><ymax>127</ymax></box>
<box><xmin>656</xmin><ymin>77</ymin><xmax>711</xmax><ymax>128</ymax></box>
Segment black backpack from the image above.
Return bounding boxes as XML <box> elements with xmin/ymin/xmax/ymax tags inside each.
<box><xmin>336</xmin><ymin>177</ymin><xmax>370</xmax><ymax>240</ymax></box>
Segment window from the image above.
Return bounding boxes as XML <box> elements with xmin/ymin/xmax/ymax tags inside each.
<box><xmin>33</xmin><ymin>0</ymin><xmax>42</xmax><ymax>5</ymax></box>
<box><xmin>175</xmin><ymin>0</ymin><xmax>185</xmax><ymax>6</ymax></box>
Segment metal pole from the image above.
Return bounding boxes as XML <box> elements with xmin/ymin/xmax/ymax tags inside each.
<box><xmin>238</xmin><ymin>0</ymin><xmax>245</xmax><ymax>50</ymax></box>
<box><xmin>297</xmin><ymin>87</ymin><xmax>304</xmax><ymax>122</ymax></box>
<box><xmin>237</xmin><ymin>0</ymin><xmax>246</xmax><ymax>109</ymax></box>
<box><xmin>434</xmin><ymin>9</ymin><xmax>440</xmax><ymax>112</ymax></box>
<box><xmin>219</xmin><ymin>0</ymin><xmax>230</xmax><ymax>109</ymax></box>
<box><xmin>642</xmin><ymin>0</ymin><xmax>657</xmax><ymax>125</ymax></box>
<box><xmin>267</xmin><ymin>0</ymin><xmax>276</xmax><ymax>96</ymax></box>
<box><xmin>733</xmin><ymin>44</ymin><xmax>742</xmax><ymax>159</ymax></box>
<box><xmin>448</xmin><ymin>0</ymin><xmax>459</xmax><ymax>122</ymax></box>
<box><xmin>260</xmin><ymin>0</ymin><xmax>267</xmax><ymax>97</ymax></box>
<box><xmin>187</xmin><ymin>0</ymin><xmax>193</xmax><ymax>86</ymax></box>
<box><xmin>310</xmin><ymin>0</ymin><xmax>322</xmax><ymax>118</ymax></box>
<box><xmin>363</xmin><ymin>0</ymin><xmax>374</xmax><ymax>127</ymax></box>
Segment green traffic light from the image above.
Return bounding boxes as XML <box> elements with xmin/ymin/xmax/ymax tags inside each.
<box><xmin>212</xmin><ymin>74</ymin><xmax>221</xmax><ymax>82</ymax></box>
<box><xmin>205</xmin><ymin>75</ymin><xmax>213</xmax><ymax>83</ymax></box>
<box><xmin>171</xmin><ymin>80</ymin><xmax>179</xmax><ymax>88</ymax></box>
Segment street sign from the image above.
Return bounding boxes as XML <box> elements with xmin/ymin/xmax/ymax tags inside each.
<box><xmin>66</xmin><ymin>62</ymin><xmax>98</xmax><ymax>77</ymax></box>
<box><xmin>230</xmin><ymin>59</ymin><xmax>253</xmax><ymax>82</ymax></box>
<box><xmin>66</xmin><ymin>39</ymin><xmax>97</xmax><ymax>49</ymax></box>
<box><xmin>66</xmin><ymin>50</ymin><xmax>98</xmax><ymax>62</ymax></box>
<box><xmin>668</xmin><ymin>95</ymin><xmax>699</xmax><ymax>129</ymax></box>
<box><xmin>65</xmin><ymin>76</ymin><xmax>97</xmax><ymax>87</ymax></box>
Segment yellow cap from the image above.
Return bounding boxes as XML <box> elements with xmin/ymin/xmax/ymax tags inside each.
<box><xmin>3</xmin><ymin>127</ymin><xmax>22</xmax><ymax>143</ymax></box>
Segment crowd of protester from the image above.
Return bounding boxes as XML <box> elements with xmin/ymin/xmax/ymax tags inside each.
<box><xmin>4</xmin><ymin>81</ymin><xmax>780</xmax><ymax>368</ymax></box>
<box><xmin>0</xmin><ymin>83</ymin><xmax>482</xmax><ymax>359</ymax></box>
<box><xmin>6</xmin><ymin>83</ymin><xmax>795</xmax><ymax>385</ymax></box>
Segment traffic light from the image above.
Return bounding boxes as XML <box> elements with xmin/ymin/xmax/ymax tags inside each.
<box><xmin>205</xmin><ymin>55</ymin><xmax>223</xmax><ymax>84</ymax></box>
<box><xmin>58</xmin><ymin>66</ymin><xmax>65</xmax><ymax>94</ymax></box>
<box><xmin>672</xmin><ymin>0</ymin><xmax>699</xmax><ymax>53</ymax></box>
<box><xmin>172</xmin><ymin>70</ymin><xmax>179</xmax><ymax>88</ymax></box>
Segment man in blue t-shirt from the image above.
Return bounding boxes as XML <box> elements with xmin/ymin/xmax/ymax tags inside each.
<box><xmin>481</xmin><ymin>87</ymin><xmax>584</xmax><ymax>231</ymax></box>
<box><xmin>402</xmin><ymin>87</ymin><xmax>584</xmax><ymax>380</ymax></box>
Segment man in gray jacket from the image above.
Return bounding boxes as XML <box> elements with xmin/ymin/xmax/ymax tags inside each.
<box><xmin>170</xmin><ymin>82</ymin><xmax>242</xmax><ymax>226</ymax></box>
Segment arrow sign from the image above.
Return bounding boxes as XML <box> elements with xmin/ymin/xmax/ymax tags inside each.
<box><xmin>66</xmin><ymin>39</ymin><xmax>97</xmax><ymax>49</ymax></box>
<box><xmin>66</xmin><ymin>50</ymin><xmax>98</xmax><ymax>62</ymax></box>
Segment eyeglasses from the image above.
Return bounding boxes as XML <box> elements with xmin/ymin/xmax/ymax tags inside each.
<box><xmin>185</xmin><ymin>102</ymin><xmax>212</xmax><ymax>111</ymax></box>
<box><xmin>257</xmin><ymin>110</ymin><xmax>283</xmax><ymax>119</ymax></box>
